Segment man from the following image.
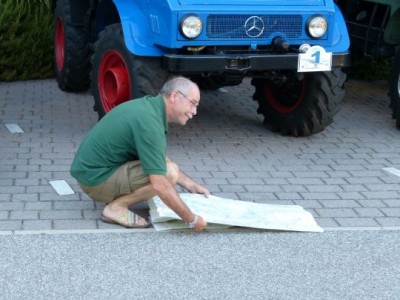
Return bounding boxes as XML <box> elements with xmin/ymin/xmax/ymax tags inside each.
<box><xmin>70</xmin><ymin>76</ymin><xmax>210</xmax><ymax>231</ymax></box>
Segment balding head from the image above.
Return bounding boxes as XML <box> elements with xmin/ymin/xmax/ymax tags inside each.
<box><xmin>160</xmin><ymin>76</ymin><xmax>199</xmax><ymax>98</ymax></box>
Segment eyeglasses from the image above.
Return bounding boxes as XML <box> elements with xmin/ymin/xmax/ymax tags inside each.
<box><xmin>177</xmin><ymin>91</ymin><xmax>199</xmax><ymax>108</ymax></box>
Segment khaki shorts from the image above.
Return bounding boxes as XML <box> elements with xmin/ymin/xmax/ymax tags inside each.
<box><xmin>79</xmin><ymin>161</ymin><xmax>150</xmax><ymax>203</ymax></box>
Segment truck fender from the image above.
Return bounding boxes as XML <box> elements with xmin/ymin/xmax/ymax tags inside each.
<box><xmin>112</xmin><ymin>0</ymin><xmax>163</xmax><ymax>56</ymax></box>
<box><xmin>331</xmin><ymin>4</ymin><xmax>350</xmax><ymax>52</ymax></box>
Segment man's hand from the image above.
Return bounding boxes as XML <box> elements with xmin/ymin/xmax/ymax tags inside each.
<box><xmin>188</xmin><ymin>183</ymin><xmax>211</xmax><ymax>198</ymax></box>
<box><xmin>193</xmin><ymin>215</ymin><xmax>207</xmax><ymax>231</ymax></box>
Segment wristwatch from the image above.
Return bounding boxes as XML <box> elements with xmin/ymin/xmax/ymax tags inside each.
<box><xmin>186</xmin><ymin>215</ymin><xmax>199</xmax><ymax>229</ymax></box>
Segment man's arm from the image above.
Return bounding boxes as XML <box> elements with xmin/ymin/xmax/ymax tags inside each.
<box><xmin>149</xmin><ymin>174</ymin><xmax>207</xmax><ymax>231</ymax></box>
<box><xmin>177</xmin><ymin>169</ymin><xmax>211</xmax><ymax>197</ymax></box>
<box><xmin>166</xmin><ymin>156</ymin><xmax>210</xmax><ymax>197</ymax></box>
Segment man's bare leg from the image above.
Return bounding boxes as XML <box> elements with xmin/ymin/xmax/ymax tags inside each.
<box><xmin>102</xmin><ymin>184</ymin><xmax>155</xmax><ymax>226</ymax></box>
<box><xmin>102</xmin><ymin>161</ymin><xmax>179</xmax><ymax>226</ymax></box>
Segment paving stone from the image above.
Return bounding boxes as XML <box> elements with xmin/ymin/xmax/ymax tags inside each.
<box><xmin>53</xmin><ymin>200</ymin><xmax>95</xmax><ymax>210</ymax></box>
<box><xmin>0</xmin><ymin>202</ymin><xmax>24</xmax><ymax>211</ymax></box>
<box><xmin>361</xmin><ymin>191</ymin><xmax>400</xmax><ymax>199</ymax></box>
<box><xmin>315</xmin><ymin>217</ymin><xmax>339</xmax><ymax>228</ymax></box>
<box><xmin>287</xmin><ymin>178</ymin><xmax>325</xmax><ymax>185</ymax></box>
<box><xmin>53</xmin><ymin>220</ymin><xmax>97</xmax><ymax>230</ymax></box>
<box><xmin>219</xmin><ymin>185</ymin><xmax>246</xmax><ymax>193</ymax></box>
<box><xmin>0</xmin><ymin>186</ymin><xmax>26</xmax><ymax>194</ymax></box>
<box><xmin>376</xmin><ymin>217</ymin><xmax>400</xmax><ymax>227</ymax></box>
<box><xmin>293</xmin><ymin>200</ymin><xmax>322</xmax><ymax>208</ymax></box>
<box><xmin>381</xmin><ymin>208</ymin><xmax>400</xmax><ymax>217</ymax></box>
<box><xmin>12</xmin><ymin>193</ymin><xmax>39</xmax><ymax>201</ymax></box>
<box><xmin>383</xmin><ymin>200</ymin><xmax>400</xmax><ymax>207</ymax></box>
<box><xmin>300</xmin><ymin>193</ymin><xmax>340</xmax><ymax>200</ymax></box>
<box><xmin>82</xmin><ymin>210</ymin><xmax>102</xmax><ymax>220</ymax></box>
<box><xmin>319</xmin><ymin>200</ymin><xmax>360</xmax><ymax>208</ymax></box>
<box><xmin>10</xmin><ymin>211</ymin><xmax>38</xmax><ymax>220</ymax></box>
<box><xmin>315</xmin><ymin>208</ymin><xmax>358</xmax><ymax>218</ymax></box>
<box><xmin>335</xmin><ymin>218</ymin><xmax>380</xmax><ymax>227</ymax></box>
<box><xmin>0</xmin><ymin>194</ymin><xmax>11</xmax><ymax>202</ymax></box>
<box><xmin>244</xmin><ymin>184</ymin><xmax>281</xmax><ymax>193</ymax></box>
<box><xmin>280</xmin><ymin>185</ymin><xmax>307</xmax><ymax>193</ymax></box>
<box><xmin>40</xmin><ymin>210</ymin><xmax>82</xmax><ymax>220</ymax></box>
<box><xmin>357</xmin><ymin>199</ymin><xmax>387</xmax><ymax>208</ymax></box>
<box><xmin>237</xmin><ymin>192</ymin><xmax>278</xmax><ymax>203</ymax></box>
<box><xmin>2</xmin><ymin>79</ymin><xmax>400</xmax><ymax>231</ymax></box>
<box><xmin>0</xmin><ymin>221</ymin><xmax>22</xmax><ymax>230</ymax></box>
<box><xmin>306</xmin><ymin>185</ymin><xmax>343</xmax><ymax>193</ymax></box>
<box><xmin>25</xmin><ymin>201</ymin><xmax>53</xmax><ymax>210</ymax></box>
<box><xmin>22</xmin><ymin>220</ymin><xmax>52</xmax><ymax>230</ymax></box>
<box><xmin>274</xmin><ymin>192</ymin><xmax>303</xmax><ymax>201</ymax></box>
<box><xmin>0</xmin><ymin>212</ymin><xmax>9</xmax><ymax>220</ymax></box>
<box><xmin>354</xmin><ymin>208</ymin><xmax>385</xmax><ymax>217</ymax></box>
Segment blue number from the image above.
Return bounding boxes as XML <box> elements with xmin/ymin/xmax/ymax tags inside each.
<box><xmin>312</xmin><ymin>51</ymin><xmax>321</xmax><ymax>64</ymax></box>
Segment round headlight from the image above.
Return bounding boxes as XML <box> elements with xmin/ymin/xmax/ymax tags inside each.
<box><xmin>307</xmin><ymin>15</ymin><xmax>328</xmax><ymax>38</ymax></box>
<box><xmin>180</xmin><ymin>15</ymin><xmax>202</xmax><ymax>39</ymax></box>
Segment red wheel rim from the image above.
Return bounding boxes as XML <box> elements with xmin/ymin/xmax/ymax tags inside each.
<box><xmin>263</xmin><ymin>79</ymin><xmax>306</xmax><ymax>113</ymax></box>
<box><xmin>98</xmin><ymin>50</ymin><xmax>131</xmax><ymax>112</ymax></box>
<box><xmin>55</xmin><ymin>17</ymin><xmax>65</xmax><ymax>71</ymax></box>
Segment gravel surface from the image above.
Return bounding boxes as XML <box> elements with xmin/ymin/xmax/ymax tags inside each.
<box><xmin>1</xmin><ymin>230</ymin><xmax>399</xmax><ymax>299</ymax></box>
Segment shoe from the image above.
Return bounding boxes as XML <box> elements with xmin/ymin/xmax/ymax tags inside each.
<box><xmin>101</xmin><ymin>210</ymin><xmax>151</xmax><ymax>228</ymax></box>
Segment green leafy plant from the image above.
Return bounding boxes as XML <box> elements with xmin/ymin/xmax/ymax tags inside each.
<box><xmin>349</xmin><ymin>52</ymin><xmax>391</xmax><ymax>81</ymax></box>
<box><xmin>0</xmin><ymin>0</ymin><xmax>53</xmax><ymax>81</ymax></box>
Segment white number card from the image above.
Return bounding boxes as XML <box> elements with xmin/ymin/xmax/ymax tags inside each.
<box><xmin>298</xmin><ymin>45</ymin><xmax>332</xmax><ymax>72</ymax></box>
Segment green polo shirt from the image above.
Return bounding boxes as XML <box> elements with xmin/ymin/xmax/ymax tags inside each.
<box><xmin>70</xmin><ymin>95</ymin><xmax>168</xmax><ymax>186</ymax></box>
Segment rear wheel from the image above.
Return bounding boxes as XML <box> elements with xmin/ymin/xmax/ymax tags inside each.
<box><xmin>389</xmin><ymin>48</ymin><xmax>400</xmax><ymax>128</ymax></box>
<box><xmin>252</xmin><ymin>68</ymin><xmax>346</xmax><ymax>136</ymax></box>
<box><xmin>91</xmin><ymin>24</ymin><xmax>168</xmax><ymax>118</ymax></box>
<box><xmin>53</xmin><ymin>0</ymin><xmax>90</xmax><ymax>91</ymax></box>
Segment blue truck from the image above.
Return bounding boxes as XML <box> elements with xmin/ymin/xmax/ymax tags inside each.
<box><xmin>52</xmin><ymin>0</ymin><xmax>351</xmax><ymax>136</ymax></box>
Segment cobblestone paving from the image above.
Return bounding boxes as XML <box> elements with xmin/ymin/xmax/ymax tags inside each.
<box><xmin>1</xmin><ymin>78</ymin><xmax>399</xmax><ymax>231</ymax></box>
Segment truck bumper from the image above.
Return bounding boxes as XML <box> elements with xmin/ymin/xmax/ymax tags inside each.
<box><xmin>162</xmin><ymin>52</ymin><xmax>351</xmax><ymax>73</ymax></box>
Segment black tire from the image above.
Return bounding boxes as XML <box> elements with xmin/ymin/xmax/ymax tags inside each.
<box><xmin>53</xmin><ymin>0</ymin><xmax>91</xmax><ymax>91</ymax></box>
<box><xmin>252</xmin><ymin>68</ymin><xmax>346</xmax><ymax>136</ymax></box>
<box><xmin>389</xmin><ymin>48</ymin><xmax>400</xmax><ymax>128</ymax></box>
<box><xmin>91</xmin><ymin>24</ymin><xmax>168</xmax><ymax>119</ymax></box>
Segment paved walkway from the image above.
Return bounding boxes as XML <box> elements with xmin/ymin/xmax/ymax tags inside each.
<box><xmin>1</xmin><ymin>78</ymin><xmax>400</xmax><ymax>232</ymax></box>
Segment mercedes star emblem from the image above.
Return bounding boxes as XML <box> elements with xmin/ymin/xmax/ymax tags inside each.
<box><xmin>244</xmin><ymin>16</ymin><xmax>264</xmax><ymax>38</ymax></box>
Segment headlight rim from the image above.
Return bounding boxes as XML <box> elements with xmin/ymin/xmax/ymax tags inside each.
<box><xmin>307</xmin><ymin>14</ymin><xmax>328</xmax><ymax>39</ymax></box>
<box><xmin>180</xmin><ymin>14</ymin><xmax>203</xmax><ymax>39</ymax></box>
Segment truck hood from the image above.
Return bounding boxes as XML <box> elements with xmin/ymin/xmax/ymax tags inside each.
<box><xmin>179</xmin><ymin>0</ymin><xmax>326</xmax><ymax>6</ymax></box>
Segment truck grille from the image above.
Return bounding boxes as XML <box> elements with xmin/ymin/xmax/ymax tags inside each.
<box><xmin>206</xmin><ymin>14</ymin><xmax>302</xmax><ymax>39</ymax></box>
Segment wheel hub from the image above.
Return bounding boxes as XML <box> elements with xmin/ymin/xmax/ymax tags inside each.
<box><xmin>263</xmin><ymin>75</ymin><xmax>306</xmax><ymax>113</ymax></box>
<box><xmin>103</xmin><ymin>67</ymin><xmax>130</xmax><ymax>106</ymax></box>
<box><xmin>55</xmin><ymin>17</ymin><xmax>65</xmax><ymax>71</ymax></box>
<box><xmin>99</xmin><ymin>50</ymin><xmax>131</xmax><ymax>112</ymax></box>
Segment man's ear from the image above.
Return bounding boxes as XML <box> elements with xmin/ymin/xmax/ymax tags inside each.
<box><xmin>169</xmin><ymin>91</ymin><xmax>178</xmax><ymax>104</ymax></box>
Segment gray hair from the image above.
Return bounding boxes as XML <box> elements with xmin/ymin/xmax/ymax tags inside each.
<box><xmin>160</xmin><ymin>76</ymin><xmax>197</xmax><ymax>97</ymax></box>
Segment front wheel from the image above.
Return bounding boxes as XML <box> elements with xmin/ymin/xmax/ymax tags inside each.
<box><xmin>389</xmin><ymin>48</ymin><xmax>400</xmax><ymax>128</ymax></box>
<box><xmin>91</xmin><ymin>24</ymin><xmax>168</xmax><ymax>118</ymax></box>
<box><xmin>252</xmin><ymin>68</ymin><xmax>346</xmax><ymax>136</ymax></box>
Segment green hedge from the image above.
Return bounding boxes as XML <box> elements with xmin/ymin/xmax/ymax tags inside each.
<box><xmin>0</xmin><ymin>0</ymin><xmax>53</xmax><ymax>81</ymax></box>
<box><xmin>349</xmin><ymin>52</ymin><xmax>391</xmax><ymax>81</ymax></box>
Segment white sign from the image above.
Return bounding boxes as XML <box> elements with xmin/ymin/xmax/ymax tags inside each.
<box><xmin>298</xmin><ymin>45</ymin><xmax>332</xmax><ymax>72</ymax></box>
<box><xmin>49</xmin><ymin>180</ymin><xmax>75</xmax><ymax>195</ymax></box>
<box><xmin>383</xmin><ymin>167</ymin><xmax>400</xmax><ymax>177</ymax></box>
<box><xmin>4</xmin><ymin>123</ymin><xmax>24</xmax><ymax>133</ymax></box>
<box><xmin>149</xmin><ymin>193</ymin><xmax>323</xmax><ymax>232</ymax></box>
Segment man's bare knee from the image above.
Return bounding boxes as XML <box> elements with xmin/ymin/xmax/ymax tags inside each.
<box><xmin>166</xmin><ymin>161</ymin><xmax>179</xmax><ymax>184</ymax></box>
